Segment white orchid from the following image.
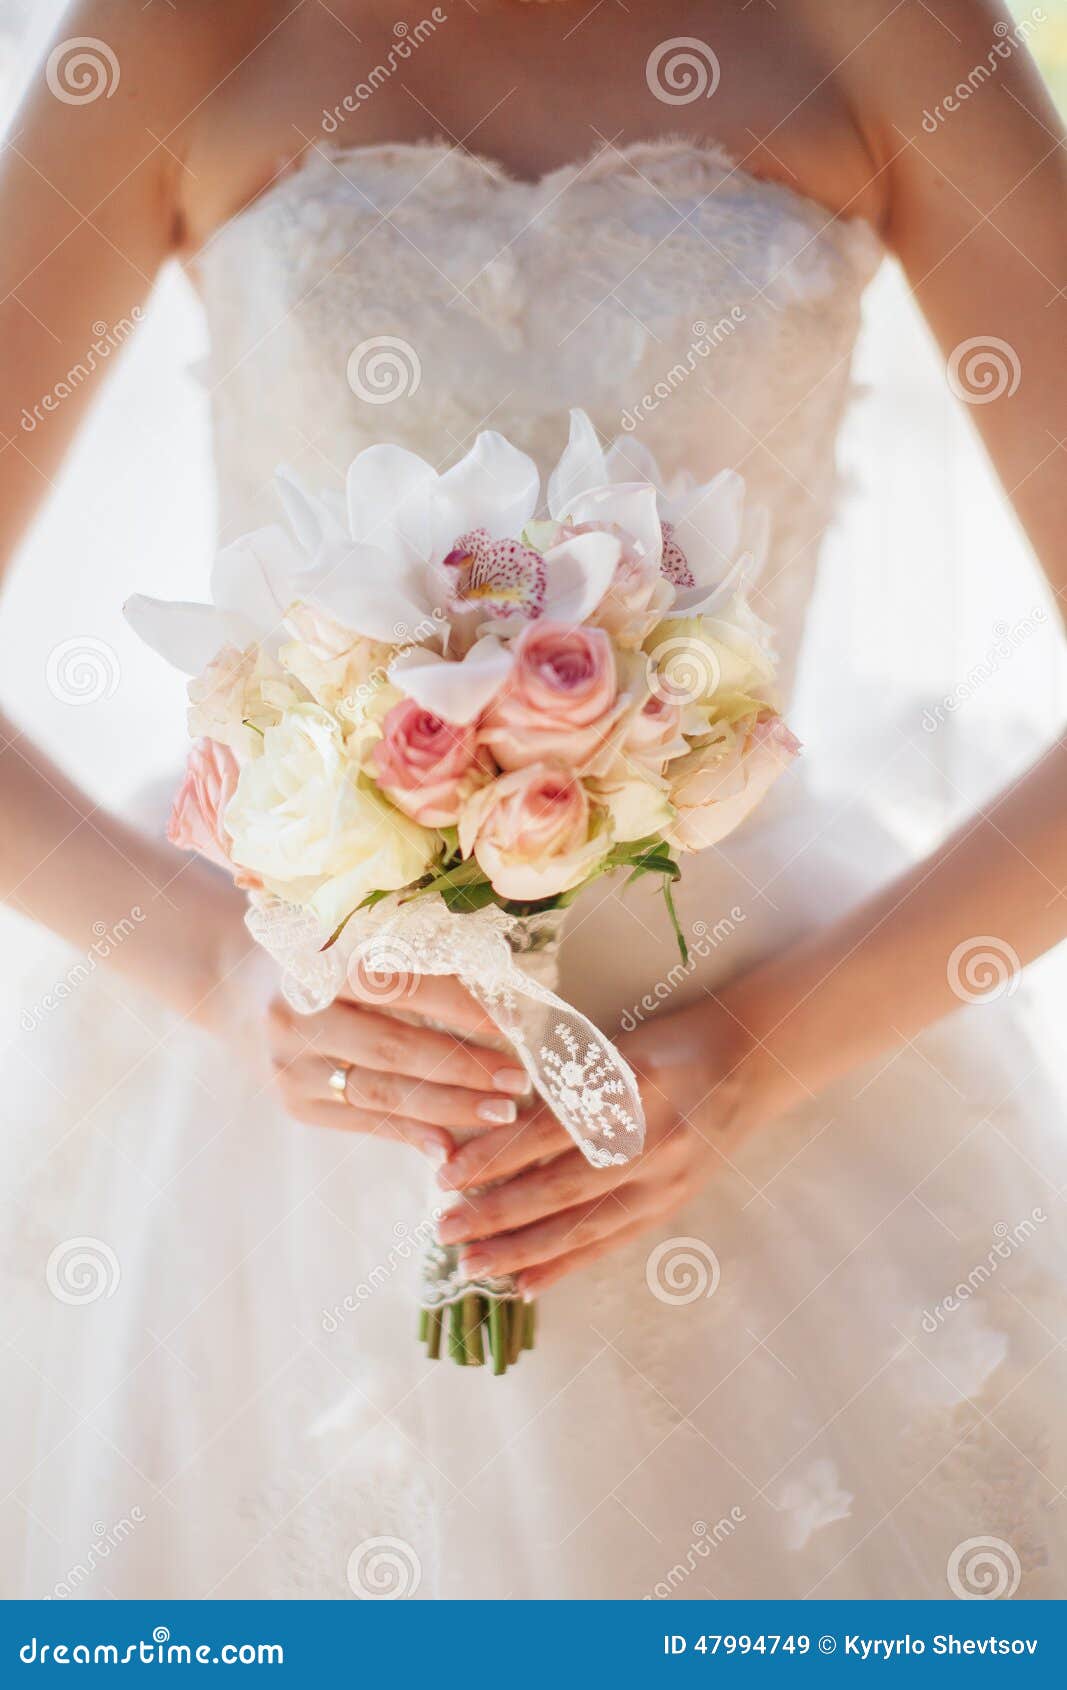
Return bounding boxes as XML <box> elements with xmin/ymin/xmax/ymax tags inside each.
<box><xmin>546</xmin><ymin>408</ymin><xmax>769</xmax><ymax>618</ymax></box>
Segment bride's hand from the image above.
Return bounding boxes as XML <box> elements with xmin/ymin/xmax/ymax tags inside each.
<box><xmin>264</xmin><ymin>971</ymin><xmax>532</xmax><ymax>1161</ymax></box>
<box><xmin>435</xmin><ymin>999</ymin><xmax>774</xmax><ymax>1295</ymax></box>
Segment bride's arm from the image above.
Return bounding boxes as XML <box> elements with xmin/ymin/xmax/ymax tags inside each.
<box><xmin>0</xmin><ymin>2</ymin><xmax>248</xmax><ymax>1024</ymax></box>
<box><xmin>723</xmin><ymin>0</ymin><xmax>1067</xmax><ymax>1110</ymax></box>
<box><xmin>431</xmin><ymin>0</ymin><xmax>1067</xmax><ymax>1291</ymax></box>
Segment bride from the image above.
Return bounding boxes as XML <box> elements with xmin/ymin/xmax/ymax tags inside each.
<box><xmin>3</xmin><ymin>0</ymin><xmax>1067</xmax><ymax>1600</ymax></box>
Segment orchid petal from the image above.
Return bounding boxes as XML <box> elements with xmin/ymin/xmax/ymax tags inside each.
<box><xmin>568</xmin><ymin>483</ymin><xmax>664</xmax><ymax>570</ymax></box>
<box><xmin>210</xmin><ymin>524</ymin><xmax>299</xmax><ymax>635</ymax></box>
<box><xmin>547</xmin><ymin>408</ymin><xmax>608</xmax><ymax>519</ymax></box>
<box><xmin>389</xmin><ymin>636</ymin><xmax>514</xmax><ymax>725</ymax></box>
<box><xmin>345</xmin><ymin>445</ymin><xmax>438</xmax><ymax>565</ymax></box>
<box><xmin>274</xmin><ymin>466</ymin><xmax>345</xmax><ymax>554</ymax></box>
<box><xmin>299</xmin><ymin>541</ymin><xmax>439</xmax><ymax>645</ymax></box>
<box><xmin>541</xmin><ymin>531</ymin><xmax>622</xmax><ymax>626</ymax></box>
<box><xmin>604</xmin><ymin>435</ymin><xmax>665</xmax><ymax>490</ymax></box>
<box><xmin>434</xmin><ymin>431</ymin><xmax>540</xmax><ymax>544</ymax></box>
<box><xmin>123</xmin><ymin>596</ymin><xmax>256</xmax><ymax>676</ymax></box>
<box><xmin>668</xmin><ymin>470</ymin><xmax>745</xmax><ymax>587</ymax></box>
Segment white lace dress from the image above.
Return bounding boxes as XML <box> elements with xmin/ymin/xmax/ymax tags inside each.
<box><xmin>4</xmin><ymin>141</ymin><xmax>1067</xmax><ymax>1601</ymax></box>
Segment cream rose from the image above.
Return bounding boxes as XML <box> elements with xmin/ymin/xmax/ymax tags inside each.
<box><xmin>224</xmin><ymin>704</ymin><xmax>436</xmax><ymax>930</ymax></box>
<box><xmin>187</xmin><ymin>643</ymin><xmax>296</xmax><ymax>757</ymax></box>
<box><xmin>459</xmin><ymin>763</ymin><xmax>608</xmax><ymax>901</ymax></box>
<box><xmin>666</xmin><ymin>714</ymin><xmax>800</xmax><ymax>852</ymax></box>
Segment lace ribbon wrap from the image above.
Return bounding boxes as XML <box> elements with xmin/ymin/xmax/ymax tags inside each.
<box><xmin>245</xmin><ymin>892</ymin><xmax>646</xmax><ymax>1169</ymax></box>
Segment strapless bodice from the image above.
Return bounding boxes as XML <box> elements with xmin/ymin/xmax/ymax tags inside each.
<box><xmin>194</xmin><ymin>138</ymin><xmax>882</xmax><ymax>699</ymax></box>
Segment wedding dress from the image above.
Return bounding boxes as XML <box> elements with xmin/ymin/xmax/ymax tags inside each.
<box><xmin>4</xmin><ymin>140</ymin><xmax>1067</xmax><ymax>1601</ymax></box>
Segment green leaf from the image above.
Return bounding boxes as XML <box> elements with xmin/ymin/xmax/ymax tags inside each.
<box><xmin>661</xmin><ymin>874</ymin><xmax>688</xmax><ymax>966</ymax></box>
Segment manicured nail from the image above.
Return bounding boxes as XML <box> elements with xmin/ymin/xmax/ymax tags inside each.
<box><xmin>493</xmin><ymin>1067</ymin><xmax>531</xmax><ymax>1096</ymax></box>
<box><xmin>476</xmin><ymin>1098</ymin><xmax>517</xmax><ymax>1125</ymax></box>
<box><xmin>423</xmin><ymin>1143</ymin><xmax>449</xmax><ymax>1168</ymax></box>
<box><xmin>436</xmin><ymin>1164</ymin><xmax>459</xmax><ymax>1189</ymax></box>
<box><xmin>462</xmin><ymin>1252</ymin><xmax>491</xmax><ymax>1276</ymax></box>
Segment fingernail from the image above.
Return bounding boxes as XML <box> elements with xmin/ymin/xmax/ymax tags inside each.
<box><xmin>476</xmin><ymin>1098</ymin><xmax>517</xmax><ymax>1125</ymax></box>
<box><xmin>493</xmin><ymin>1067</ymin><xmax>531</xmax><ymax>1096</ymax></box>
<box><xmin>436</xmin><ymin>1164</ymin><xmax>459</xmax><ymax>1189</ymax></box>
<box><xmin>462</xmin><ymin>1251</ymin><xmax>491</xmax><ymax>1276</ymax></box>
<box><xmin>423</xmin><ymin>1143</ymin><xmax>449</xmax><ymax>1168</ymax></box>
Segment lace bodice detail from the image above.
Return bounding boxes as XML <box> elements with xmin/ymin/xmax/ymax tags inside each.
<box><xmin>194</xmin><ymin>139</ymin><xmax>882</xmax><ymax>699</ymax></box>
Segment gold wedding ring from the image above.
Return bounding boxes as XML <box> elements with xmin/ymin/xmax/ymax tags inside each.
<box><xmin>327</xmin><ymin>1063</ymin><xmax>350</xmax><ymax>1102</ymax></box>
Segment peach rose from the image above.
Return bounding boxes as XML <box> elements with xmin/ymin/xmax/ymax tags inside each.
<box><xmin>371</xmin><ymin>699</ymin><xmax>490</xmax><ymax>827</ymax></box>
<box><xmin>666</xmin><ymin>715</ymin><xmax>800</xmax><ymax>852</ymax></box>
<box><xmin>621</xmin><ymin>691</ymin><xmax>689</xmax><ymax>772</ymax></box>
<box><xmin>459</xmin><ymin>763</ymin><xmax>608</xmax><ymax>901</ymax></box>
<box><xmin>168</xmin><ymin>738</ymin><xmax>258</xmax><ymax>886</ymax></box>
<box><xmin>481</xmin><ymin>621</ymin><xmax>620</xmax><ymax>773</ymax></box>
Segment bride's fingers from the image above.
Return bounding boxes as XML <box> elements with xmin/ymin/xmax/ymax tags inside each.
<box><xmin>515</xmin><ymin>1217</ymin><xmax>654</xmax><ymax>1298</ymax></box>
<box><xmin>341</xmin><ymin>968</ymin><xmax>497</xmax><ymax>1037</ymax></box>
<box><xmin>294</xmin><ymin>1002</ymin><xmax>530</xmax><ymax>1098</ymax></box>
<box><xmin>438</xmin><ymin>1103</ymin><xmax>572</xmax><ymax>1190</ymax></box>
<box><xmin>340</xmin><ymin>1062</ymin><xmax>520</xmax><ymax>1131</ymax></box>
<box><xmin>438</xmin><ymin>1148</ymin><xmax>638</xmax><ymax>1246</ymax></box>
<box><xmin>273</xmin><ymin>1066</ymin><xmax>454</xmax><ymax>1159</ymax></box>
<box><xmin>453</xmin><ymin>1184</ymin><xmax>665</xmax><ymax>1281</ymax></box>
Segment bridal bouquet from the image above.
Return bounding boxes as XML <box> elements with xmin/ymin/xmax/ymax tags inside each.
<box><xmin>127</xmin><ymin>410</ymin><xmax>797</xmax><ymax>1374</ymax></box>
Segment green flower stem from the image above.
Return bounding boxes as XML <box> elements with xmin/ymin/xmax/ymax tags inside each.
<box><xmin>426</xmin><ymin>1307</ymin><xmax>443</xmax><ymax>1360</ymax></box>
<box><xmin>462</xmin><ymin>1294</ymin><xmax>485</xmax><ymax>1365</ymax></box>
<box><xmin>488</xmin><ymin>1297</ymin><xmax>508</xmax><ymax>1376</ymax></box>
<box><xmin>506</xmin><ymin>1299</ymin><xmax>524</xmax><ymax>1366</ymax></box>
<box><xmin>522</xmin><ymin>1300</ymin><xmax>537</xmax><ymax>1350</ymax></box>
<box><xmin>418</xmin><ymin>1307</ymin><xmax>429</xmax><ymax>1344</ymax></box>
<box><xmin>448</xmin><ymin>1299</ymin><xmax>467</xmax><ymax>1365</ymax></box>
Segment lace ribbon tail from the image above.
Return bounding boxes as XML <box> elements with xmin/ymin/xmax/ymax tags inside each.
<box><xmin>465</xmin><ymin>973</ymin><xmax>646</xmax><ymax>1167</ymax></box>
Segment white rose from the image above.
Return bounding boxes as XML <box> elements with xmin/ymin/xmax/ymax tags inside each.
<box><xmin>225</xmin><ymin>704</ymin><xmax>436</xmax><ymax>929</ymax></box>
<box><xmin>645</xmin><ymin>598</ymin><xmax>777</xmax><ymax>712</ymax></box>
<box><xmin>589</xmin><ymin>773</ymin><xmax>674</xmax><ymax>843</ymax></box>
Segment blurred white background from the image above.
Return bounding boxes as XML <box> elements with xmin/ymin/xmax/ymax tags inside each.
<box><xmin>1</xmin><ymin>1</ymin><xmax>1065</xmax><ymax>1060</ymax></box>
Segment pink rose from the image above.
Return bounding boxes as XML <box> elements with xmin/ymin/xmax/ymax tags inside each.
<box><xmin>168</xmin><ymin>738</ymin><xmax>258</xmax><ymax>886</ymax></box>
<box><xmin>622</xmin><ymin>692</ymin><xmax>688</xmax><ymax>772</ymax></box>
<box><xmin>481</xmin><ymin>621</ymin><xmax>620</xmax><ymax>773</ymax></box>
<box><xmin>459</xmin><ymin>763</ymin><xmax>607</xmax><ymax>901</ymax></box>
<box><xmin>667</xmin><ymin>715</ymin><xmax>800</xmax><ymax>852</ymax></box>
<box><xmin>371</xmin><ymin>698</ymin><xmax>490</xmax><ymax>827</ymax></box>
